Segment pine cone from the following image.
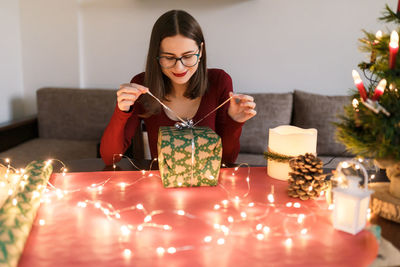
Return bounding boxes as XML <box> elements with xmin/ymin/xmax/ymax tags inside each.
<box><xmin>287</xmin><ymin>153</ymin><xmax>328</xmax><ymax>200</ymax></box>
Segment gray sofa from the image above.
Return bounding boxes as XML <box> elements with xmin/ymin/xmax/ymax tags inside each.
<box><xmin>0</xmin><ymin>88</ymin><xmax>352</xmax><ymax>168</ymax></box>
<box><xmin>237</xmin><ymin>91</ymin><xmax>352</xmax><ymax>168</ymax></box>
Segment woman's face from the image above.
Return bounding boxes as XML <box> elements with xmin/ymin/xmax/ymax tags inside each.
<box><xmin>159</xmin><ymin>35</ymin><xmax>201</xmax><ymax>88</ymax></box>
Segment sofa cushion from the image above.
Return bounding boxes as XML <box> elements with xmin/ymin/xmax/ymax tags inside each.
<box><xmin>0</xmin><ymin>138</ymin><xmax>98</xmax><ymax>168</ymax></box>
<box><xmin>239</xmin><ymin>93</ymin><xmax>293</xmax><ymax>154</ymax></box>
<box><xmin>37</xmin><ymin>88</ymin><xmax>116</xmax><ymax>140</ymax></box>
<box><xmin>292</xmin><ymin>90</ymin><xmax>351</xmax><ymax>156</ymax></box>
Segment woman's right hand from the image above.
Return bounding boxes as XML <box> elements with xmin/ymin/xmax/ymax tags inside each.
<box><xmin>117</xmin><ymin>83</ymin><xmax>149</xmax><ymax>112</ymax></box>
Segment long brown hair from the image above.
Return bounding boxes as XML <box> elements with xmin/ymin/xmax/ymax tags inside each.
<box><xmin>139</xmin><ymin>10</ymin><xmax>208</xmax><ymax>116</ymax></box>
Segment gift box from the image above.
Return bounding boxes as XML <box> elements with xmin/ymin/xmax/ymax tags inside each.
<box><xmin>0</xmin><ymin>161</ymin><xmax>53</xmax><ymax>267</ymax></box>
<box><xmin>157</xmin><ymin>126</ymin><xmax>222</xmax><ymax>188</ymax></box>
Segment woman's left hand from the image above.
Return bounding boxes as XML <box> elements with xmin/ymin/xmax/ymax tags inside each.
<box><xmin>227</xmin><ymin>92</ymin><xmax>257</xmax><ymax>123</ymax></box>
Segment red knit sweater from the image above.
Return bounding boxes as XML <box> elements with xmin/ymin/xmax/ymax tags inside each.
<box><xmin>100</xmin><ymin>68</ymin><xmax>243</xmax><ymax>165</ymax></box>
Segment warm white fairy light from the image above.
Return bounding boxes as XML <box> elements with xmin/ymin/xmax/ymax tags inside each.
<box><xmin>119</xmin><ymin>182</ymin><xmax>126</xmax><ymax>189</ymax></box>
<box><xmin>136</xmin><ymin>203</ymin><xmax>144</xmax><ymax>210</ymax></box>
<box><xmin>256</xmin><ymin>233</ymin><xmax>264</xmax><ymax>240</ymax></box>
<box><xmin>8</xmin><ymin>189</ymin><xmax>13</xmax><ymax>196</ymax></box>
<box><xmin>248</xmin><ymin>202</ymin><xmax>254</xmax><ymax>207</ymax></box>
<box><xmin>213</xmin><ymin>223</ymin><xmax>220</xmax><ymax>230</ymax></box>
<box><xmin>137</xmin><ymin>225</ymin><xmax>143</xmax><ymax>231</ymax></box>
<box><xmin>163</xmin><ymin>225</ymin><xmax>171</xmax><ymax>230</ymax></box>
<box><xmin>156</xmin><ymin>247</ymin><xmax>165</xmax><ymax>255</ymax></box>
<box><xmin>12</xmin><ymin>198</ymin><xmax>17</xmax><ymax>206</ymax></box>
<box><xmin>144</xmin><ymin>215</ymin><xmax>152</xmax><ymax>223</ymax></box>
<box><xmin>222</xmin><ymin>199</ymin><xmax>229</xmax><ymax>206</ymax></box>
<box><xmin>285</xmin><ymin>238</ymin><xmax>293</xmax><ymax>247</ymax></box>
<box><xmin>328</xmin><ymin>204</ymin><xmax>335</xmax><ymax>210</ymax></box>
<box><xmin>141</xmin><ymin>170</ymin><xmax>146</xmax><ymax>175</ymax></box>
<box><xmin>121</xmin><ymin>225</ymin><xmax>131</xmax><ymax>236</ymax></box>
<box><xmin>367</xmin><ymin>208</ymin><xmax>372</xmax><ymax>221</ymax></box>
<box><xmin>123</xmin><ymin>249</ymin><xmax>132</xmax><ymax>257</ymax></box>
<box><xmin>217</xmin><ymin>238</ymin><xmax>225</xmax><ymax>245</ymax></box>
<box><xmin>39</xmin><ymin>219</ymin><xmax>45</xmax><ymax>226</ymax></box>
<box><xmin>267</xmin><ymin>193</ymin><xmax>274</xmax><ymax>203</ymax></box>
<box><xmin>341</xmin><ymin>162</ymin><xmax>350</xmax><ymax>168</ymax></box>
<box><xmin>297</xmin><ymin>214</ymin><xmax>305</xmax><ymax>224</ymax></box>
<box><xmin>204</xmin><ymin>236</ymin><xmax>212</xmax><ymax>243</ymax></box>
<box><xmin>267</xmin><ymin>185</ymin><xmax>275</xmax><ymax>203</ymax></box>
<box><xmin>352</xmin><ymin>98</ymin><xmax>359</xmax><ymax>108</ymax></box>
<box><xmin>263</xmin><ymin>226</ymin><xmax>270</xmax><ymax>234</ymax></box>
<box><xmin>286</xmin><ymin>202</ymin><xmax>293</xmax><ymax>207</ymax></box>
<box><xmin>95</xmin><ymin>202</ymin><xmax>101</xmax><ymax>208</ymax></box>
<box><xmin>293</xmin><ymin>202</ymin><xmax>301</xmax><ymax>208</ymax></box>
<box><xmin>177</xmin><ymin>210</ymin><xmax>185</xmax><ymax>216</ymax></box>
<box><xmin>228</xmin><ymin>216</ymin><xmax>234</xmax><ymax>223</ymax></box>
<box><xmin>370</xmin><ymin>174</ymin><xmax>375</xmax><ymax>180</ymax></box>
<box><xmin>256</xmin><ymin>223</ymin><xmax>263</xmax><ymax>231</ymax></box>
<box><xmin>240</xmin><ymin>211</ymin><xmax>247</xmax><ymax>218</ymax></box>
<box><xmin>221</xmin><ymin>225</ymin><xmax>229</xmax><ymax>235</ymax></box>
<box><xmin>77</xmin><ymin>201</ymin><xmax>87</xmax><ymax>208</ymax></box>
<box><xmin>167</xmin><ymin>247</ymin><xmax>177</xmax><ymax>254</ymax></box>
<box><xmin>32</xmin><ymin>191</ymin><xmax>40</xmax><ymax>199</ymax></box>
<box><xmin>301</xmin><ymin>228</ymin><xmax>308</xmax><ymax>235</ymax></box>
<box><xmin>214</xmin><ymin>204</ymin><xmax>220</xmax><ymax>210</ymax></box>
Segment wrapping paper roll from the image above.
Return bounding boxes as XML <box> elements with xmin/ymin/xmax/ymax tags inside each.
<box><xmin>0</xmin><ymin>161</ymin><xmax>53</xmax><ymax>267</ymax></box>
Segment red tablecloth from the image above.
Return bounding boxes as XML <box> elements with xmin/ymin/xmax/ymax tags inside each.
<box><xmin>18</xmin><ymin>167</ymin><xmax>378</xmax><ymax>267</ymax></box>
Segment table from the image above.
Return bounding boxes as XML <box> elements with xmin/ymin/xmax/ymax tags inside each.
<box><xmin>18</xmin><ymin>164</ymin><xmax>379</xmax><ymax>267</ymax></box>
<box><xmin>62</xmin><ymin>158</ymin><xmax>400</xmax><ymax>251</ymax></box>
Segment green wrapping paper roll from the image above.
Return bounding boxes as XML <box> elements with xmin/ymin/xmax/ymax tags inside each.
<box><xmin>157</xmin><ymin>126</ymin><xmax>222</xmax><ymax>188</ymax></box>
<box><xmin>0</xmin><ymin>161</ymin><xmax>53</xmax><ymax>267</ymax></box>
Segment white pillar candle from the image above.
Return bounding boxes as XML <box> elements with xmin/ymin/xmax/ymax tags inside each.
<box><xmin>267</xmin><ymin>125</ymin><xmax>317</xmax><ymax>181</ymax></box>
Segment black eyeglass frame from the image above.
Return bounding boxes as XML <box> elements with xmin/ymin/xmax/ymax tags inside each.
<box><xmin>157</xmin><ymin>49</ymin><xmax>201</xmax><ymax>69</ymax></box>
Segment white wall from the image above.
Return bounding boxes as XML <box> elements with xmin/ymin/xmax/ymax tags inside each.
<box><xmin>0</xmin><ymin>0</ymin><xmax>24</xmax><ymax>123</ymax></box>
<box><xmin>19</xmin><ymin>0</ymin><xmax>80</xmax><ymax>116</ymax></box>
<box><xmin>0</xmin><ymin>0</ymin><xmax>397</xmax><ymax>123</ymax></box>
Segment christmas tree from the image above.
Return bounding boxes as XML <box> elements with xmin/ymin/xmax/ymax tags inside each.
<box><xmin>335</xmin><ymin>3</ymin><xmax>400</xmax><ymax>161</ymax></box>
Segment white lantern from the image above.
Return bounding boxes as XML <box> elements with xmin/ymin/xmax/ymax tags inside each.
<box><xmin>332</xmin><ymin>160</ymin><xmax>373</xmax><ymax>235</ymax></box>
<box><xmin>267</xmin><ymin>125</ymin><xmax>317</xmax><ymax>181</ymax></box>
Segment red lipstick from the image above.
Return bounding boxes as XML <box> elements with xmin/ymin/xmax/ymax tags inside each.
<box><xmin>173</xmin><ymin>71</ymin><xmax>188</xmax><ymax>77</ymax></box>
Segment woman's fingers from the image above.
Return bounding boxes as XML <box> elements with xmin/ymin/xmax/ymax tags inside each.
<box><xmin>117</xmin><ymin>83</ymin><xmax>149</xmax><ymax>112</ymax></box>
<box><xmin>240</xmin><ymin>101</ymin><xmax>256</xmax><ymax>109</ymax></box>
<box><xmin>228</xmin><ymin>92</ymin><xmax>257</xmax><ymax>123</ymax></box>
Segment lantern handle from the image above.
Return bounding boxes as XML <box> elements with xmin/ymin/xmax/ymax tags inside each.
<box><xmin>335</xmin><ymin>160</ymin><xmax>369</xmax><ymax>191</ymax></box>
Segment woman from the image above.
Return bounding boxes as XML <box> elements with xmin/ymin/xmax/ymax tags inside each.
<box><xmin>100</xmin><ymin>10</ymin><xmax>256</xmax><ymax>166</ymax></box>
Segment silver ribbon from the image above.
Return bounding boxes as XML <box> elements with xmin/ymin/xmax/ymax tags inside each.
<box><xmin>145</xmin><ymin>90</ymin><xmax>233</xmax><ymax>186</ymax></box>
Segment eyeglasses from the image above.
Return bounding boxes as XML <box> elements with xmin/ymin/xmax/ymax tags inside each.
<box><xmin>157</xmin><ymin>50</ymin><xmax>200</xmax><ymax>69</ymax></box>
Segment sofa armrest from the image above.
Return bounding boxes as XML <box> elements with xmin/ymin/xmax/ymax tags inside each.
<box><xmin>0</xmin><ymin>116</ymin><xmax>39</xmax><ymax>152</ymax></box>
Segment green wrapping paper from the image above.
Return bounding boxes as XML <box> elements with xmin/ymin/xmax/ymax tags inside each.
<box><xmin>157</xmin><ymin>126</ymin><xmax>222</xmax><ymax>188</ymax></box>
<box><xmin>0</xmin><ymin>161</ymin><xmax>53</xmax><ymax>267</ymax></box>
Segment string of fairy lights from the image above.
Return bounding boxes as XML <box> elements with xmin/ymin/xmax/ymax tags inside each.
<box><xmin>0</xmin><ymin>155</ymin><xmax>375</xmax><ymax>259</ymax></box>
